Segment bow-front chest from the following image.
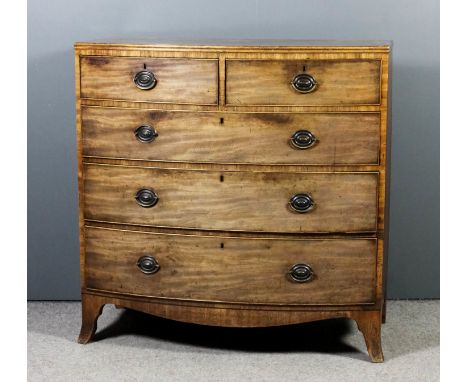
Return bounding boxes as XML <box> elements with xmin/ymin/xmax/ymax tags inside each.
<box><xmin>75</xmin><ymin>40</ymin><xmax>391</xmax><ymax>362</ymax></box>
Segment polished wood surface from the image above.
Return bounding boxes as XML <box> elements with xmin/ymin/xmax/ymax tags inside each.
<box><xmin>80</xmin><ymin>56</ymin><xmax>218</xmax><ymax>105</ymax></box>
<box><xmin>354</xmin><ymin>310</ymin><xmax>384</xmax><ymax>362</ymax></box>
<box><xmin>85</xmin><ymin>227</ymin><xmax>376</xmax><ymax>305</ymax></box>
<box><xmin>75</xmin><ymin>41</ymin><xmax>391</xmax><ymax>362</ymax></box>
<box><xmin>83</xmin><ymin>156</ymin><xmax>380</xmax><ymax>172</ymax></box>
<box><xmin>82</xmin><ymin>107</ymin><xmax>380</xmax><ymax>165</ymax></box>
<box><xmin>80</xmin><ymin>291</ymin><xmax>383</xmax><ymax>361</ymax></box>
<box><xmin>76</xmin><ymin>39</ymin><xmax>392</xmax><ymax>49</ymax></box>
<box><xmin>77</xmin><ymin>293</ymin><xmax>104</xmax><ymax>344</ymax></box>
<box><xmin>85</xmin><ymin>220</ymin><xmax>376</xmax><ymax>240</ymax></box>
<box><xmin>83</xmin><ymin>164</ymin><xmax>378</xmax><ymax>233</ymax></box>
<box><xmin>226</xmin><ymin>59</ymin><xmax>381</xmax><ymax>106</ymax></box>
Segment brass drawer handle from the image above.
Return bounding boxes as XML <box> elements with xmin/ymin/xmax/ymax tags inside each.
<box><xmin>289</xmin><ymin>193</ymin><xmax>315</xmax><ymax>213</ymax></box>
<box><xmin>288</xmin><ymin>263</ymin><xmax>314</xmax><ymax>283</ymax></box>
<box><xmin>291</xmin><ymin>73</ymin><xmax>317</xmax><ymax>93</ymax></box>
<box><xmin>137</xmin><ymin>256</ymin><xmax>160</xmax><ymax>274</ymax></box>
<box><xmin>290</xmin><ymin>130</ymin><xmax>317</xmax><ymax>149</ymax></box>
<box><xmin>134</xmin><ymin>70</ymin><xmax>157</xmax><ymax>90</ymax></box>
<box><xmin>135</xmin><ymin>188</ymin><xmax>159</xmax><ymax>208</ymax></box>
<box><xmin>135</xmin><ymin>125</ymin><xmax>158</xmax><ymax>143</ymax></box>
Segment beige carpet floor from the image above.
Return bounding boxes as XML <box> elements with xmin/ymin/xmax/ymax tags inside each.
<box><xmin>27</xmin><ymin>300</ymin><xmax>439</xmax><ymax>382</ymax></box>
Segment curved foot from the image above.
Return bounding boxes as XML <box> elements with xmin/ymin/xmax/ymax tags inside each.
<box><xmin>353</xmin><ymin>310</ymin><xmax>384</xmax><ymax>363</ymax></box>
<box><xmin>78</xmin><ymin>294</ymin><xmax>105</xmax><ymax>344</ymax></box>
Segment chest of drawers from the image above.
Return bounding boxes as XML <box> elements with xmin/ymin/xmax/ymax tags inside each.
<box><xmin>75</xmin><ymin>40</ymin><xmax>391</xmax><ymax>362</ymax></box>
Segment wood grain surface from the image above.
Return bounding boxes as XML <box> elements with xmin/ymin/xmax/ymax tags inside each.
<box><xmin>80</xmin><ymin>56</ymin><xmax>218</xmax><ymax>105</ymax></box>
<box><xmin>81</xmin><ymin>106</ymin><xmax>380</xmax><ymax>165</ymax></box>
<box><xmin>226</xmin><ymin>59</ymin><xmax>381</xmax><ymax>106</ymax></box>
<box><xmin>75</xmin><ymin>42</ymin><xmax>391</xmax><ymax>362</ymax></box>
<box><xmin>84</xmin><ymin>227</ymin><xmax>376</xmax><ymax>305</ymax></box>
<box><xmin>75</xmin><ymin>39</ymin><xmax>391</xmax><ymax>50</ymax></box>
<box><xmin>80</xmin><ymin>290</ymin><xmax>382</xmax><ymax>327</ymax></box>
<box><xmin>83</xmin><ymin>164</ymin><xmax>378</xmax><ymax>233</ymax></box>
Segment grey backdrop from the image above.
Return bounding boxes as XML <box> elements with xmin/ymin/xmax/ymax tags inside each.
<box><xmin>28</xmin><ymin>0</ymin><xmax>440</xmax><ymax>300</ymax></box>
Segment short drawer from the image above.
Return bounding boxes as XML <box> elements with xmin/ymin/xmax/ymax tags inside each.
<box><xmin>82</xmin><ymin>107</ymin><xmax>380</xmax><ymax>165</ymax></box>
<box><xmin>85</xmin><ymin>227</ymin><xmax>377</xmax><ymax>305</ymax></box>
<box><xmin>226</xmin><ymin>59</ymin><xmax>381</xmax><ymax>106</ymax></box>
<box><xmin>80</xmin><ymin>56</ymin><xmax>218</xmax><ymax>105</ymax></box>
<box><xmin>83</xmin><ymin>165</ymin><xmax>378</xmax><ymax>233</ymax></box>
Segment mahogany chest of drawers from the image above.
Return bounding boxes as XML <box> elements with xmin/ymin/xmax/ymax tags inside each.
<box><xmin>75</xmin><ymin>40</ymin><xmax>391</xmax><ymax>362</ymax></box>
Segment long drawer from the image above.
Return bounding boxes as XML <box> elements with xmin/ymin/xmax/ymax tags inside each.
<box><xmin>80</xmin><ymin>56</ymin><xmax>218</xmax><ymax>105</ymax></box>
<box><xmin>82</xmin><ymin>107</ymin><xmax>380</xmax><ymax>165</ymax></box>
<box><xmin>83</xmin><ymin>165</ymin><xmax>378</xmax><ymax>233</ymax></box>
<box><xmin>226</xmin><ymin>59</ymin><xmax>381</xmax><ymax>106</ymax></box>
<box><xmin>85</xmin><ymin>227</ymin><xmax>377</xmax><ymax>305</ymax></box>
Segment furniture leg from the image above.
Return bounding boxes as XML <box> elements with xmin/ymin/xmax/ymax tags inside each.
<box><xmin>353</xmin><ymin>310</ymin><xmax>384</xmax><ymax>362</ymax></box>
<box><xmin>78</xmin><ymin>294</ymin><xmax>105</xmax><ymax>344</ymax></box>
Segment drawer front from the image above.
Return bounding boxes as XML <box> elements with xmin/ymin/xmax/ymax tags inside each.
<box><xmin>84</xmin><ymin>165</ymin><xmax>378</xmax><ymax>233</ymax></box>
<box><xmin>85</xmin><ymin>227</ymin><xmax>377</xmax><ymax>305</ymax></box>
<box><xmin>80</xmin><ymin>56</ymin><xmax>218</xmax><ymax>105</ymax></box>
<box><xmin>226</xmin><ymin>59</ymin><xmax>381</xmax><ymax>106</ymax></box>
<box><xmin>82</xmin><ymin>107</ymin><xmax>380</xmax><ymax>165</ymax></box>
